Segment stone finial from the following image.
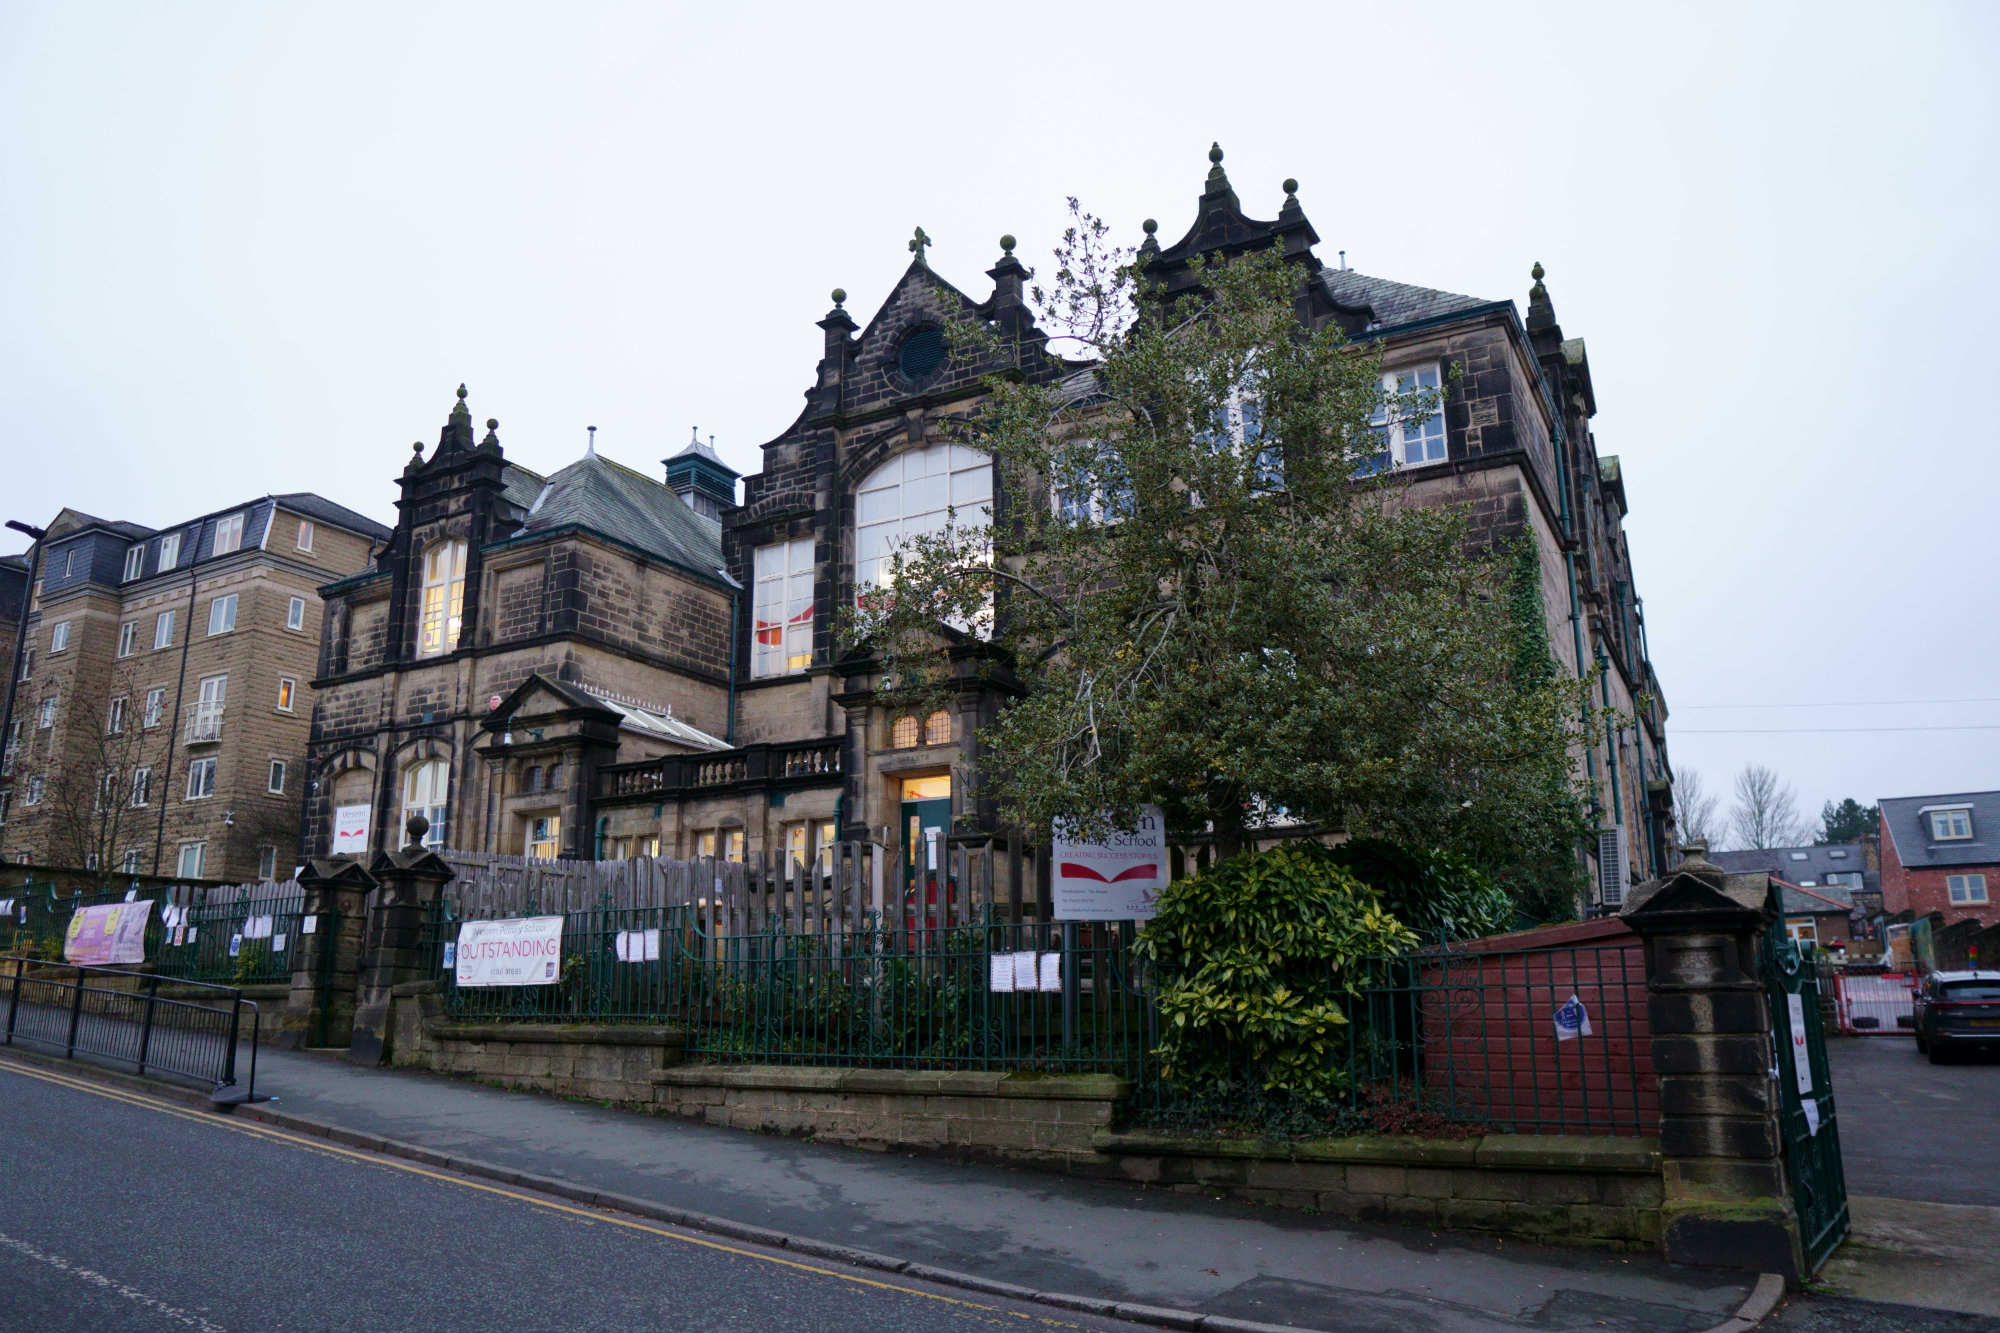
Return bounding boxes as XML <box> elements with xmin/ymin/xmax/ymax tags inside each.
<box><xmin>1531</xmin><ymin>260</ymin><xmax>1545</xmax><ymax>282</ymax></box>
<box><xmin>1208</xmin><ymin>141</ymin><xmax>1224</xmax><ymax>164</ymax></box>
<box><xmin>411</xmin><ymin>441</ymin><xmax>423</xmax><ymax>456</ymax></box>
<box><xmin>404</xmin><ymin>813</ymin><xmax>429</xmax><ymax>850</ymax></box>
<box><xmin>830</xmin><ymin>287</ymin><xmax>846</xmax><ymax>308</ymax></box>
<box><xmin>908</xmin><ymin>226</ymin><xmax>932</xmax><ymax>263</ymax></box>
<box><xmin>999</xmin><ymin>233</ymin><xmax>1015</xmax><ymax>255</ymax></box>
<box><xmin>1283</xmin><ymin>177</ymin><xmax>1298</xmax><ymax>197</ymax></box>
<box><xmin>451</xmin><ymin>383</ymin><xmax>470</xmax><ymax>417</ymax></box>
<box><xmin>487</xmin><ymin>418</ymin><xmax>499</xmax><ymax>430</ymax></box>
<box><xmin>1529</xmin><ymin>260</ymin><xmax>1550</xmax><ymax>303</ymax></box>
<box><xmin>1141</xmin><ymin>218</ymin><xmax>1157</xmax><ymax>236</ymax></box>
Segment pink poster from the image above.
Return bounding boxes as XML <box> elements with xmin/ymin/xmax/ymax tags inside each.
<box><xmin>64</xmin><ymin>901</ymin><xmax>154</xmax><ymax>966</ymax></box>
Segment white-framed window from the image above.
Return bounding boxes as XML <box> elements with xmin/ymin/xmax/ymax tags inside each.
<box><xmin>402</xmin><ymin>759</ymin><xmax>449</xmax><ymax>849</ymax></box>
<box><xmin>24</xmin><ymin>775</ymin><xmax>43</xmax><ymax>805</ymax></box>
<box><xmin>131</xmin><ymin>766</ymin><xmax>152</xmax><ymax>807</ymax></box>
<box><xmin>212</xmin><ymin>512</ymin><xmax>245</xmax><ymax>556</ymax></box>
<box><xmin>1929</xmin><ymin>808</ymin><xmax>1973</xmax><ymax>840</ymax></box>
<box><xmin>94</xmin><ymin>771</ymin><xmax>116</xmax><ymax>814</ymax></box>
<box><xmin>143</xmin><ymin>687</ymin><xmax>165</xmax><ymax>729</ymax></box>
<box><xmin>276</xmin><ymin>677</ymin><xmax>296</xmax><ymax>713</ymax></box>
<box><xmin>207</xmin><ymin>594</ymin><xmax>238</xmax><ymax>636</ymax></box>
<box><xmin>85</xmin><ymin>852</ymin><xmax>99</xmax><ymax>871</ymax></box>
<box><xmin>295</xmin><ymin>520</ymin><xmax>314</xmax><ymax>552</ymax></box>
<box><xmin>176</xmin><ymin>841</ymin><xmax>206</xmax><ymax>878</ymax></box>
<box><xmin>18</xmin><ymin>647</ymin><xmax>30</xmax><ymax>680</ymax></box>
<box><xmin>123</xmin><ymin>544</ymin><xmax>144</xmax><ymax>581</ymax></box>
<box><xmin>1369</xmin><ymin>364</ymin><xmax>1447</xmax><ymax>467</ymax></box>
<box><xmin>118</xmin><ymin>621</ymin><xmax>138</xmax><ymax>657</ymax></box>
<box><xmin>752</xmin><ymin>537</ymin><xmax>814</xmax><ymax>677</ymax></box>
<box><xmin>49</xmin><ymin>621</ymin><xmax>70</xmax><ymax>653</ymax></box>
<box><xmin>1050</xmin><ymin>440</ymin><xmax>1137</xmax><ymax>525</ymax></box>
<box><xmin>258</xmin><ymin>845</ymin><xmax>279</xmax><ymax>880</ymax></box>
<box><xmin>1195</xmin><ymin>374</ymin><xmax>1283</xmax><ymax>491</ymax></box>
<box><xmin>106</xmin><ymin>696</ymin><xmax>126</xmax><ymax>734</ymax></box>
<box><xmin>418</xmin><ymin>540</ymin><xmax>467</xmax><ymax>657</ymax></box>
<box><xmin>154</xmin><ymin>609</ymin><xmax>175</xmax><ymax>650</ymax></box>
<box><xmin>191</xmin><ymin>674</ymin><xmax>227</xmax><ymax>741</ymax></box>
<box><xmin>38</xmin><ymin>696</ymin><xmax>57</xmax><ymax>729</ymax></box>
<box><xmin>1948</xmin><ymin>873</ymin><xmax>1989</xmax><ymax>905</ymax></box>
<box><xmin>526</xmin><ymin>813</ymin><xmax>561</xmax><ymax>860</ymax></box>
<box><xmin>62</xmin><ymin>549</ymin><xmax>75</xmax><ymax>578</ymax></box>
<box><xmin>158</xmin><ymin>532</ymin><xmax>181</xmax><ymax>571</ymax></box>
<box><xmin>854</xmin><ymin>444</ymin><xmax>992</xmax><ymax>601</ymax></box>
<box><xmin>286</xmin><ymin>596</ymin><xmax>307</xmax><ymax>632</ymax></box>
<box><xmin>267</xmin><ymin>759</ymin><xmax>286</xmax><ymax>794</ymax></box>
<box><xmin>185</xmin><ymin>757</ymin><xmax>217</xmax><ymax>800</ymax></box>
<box><xmin>120</xmin><ymin>849</ymin><xmax>143</xmax><ymax>874</ymax></box>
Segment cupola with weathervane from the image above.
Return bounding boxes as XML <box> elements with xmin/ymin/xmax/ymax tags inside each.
<box><xmin>664</xmin><ymin>428</ymin><xmax>740</xmax><ymax>522</ymax></box>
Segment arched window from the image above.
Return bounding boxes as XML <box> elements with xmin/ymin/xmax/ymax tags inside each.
<box><xmin>523</xmin><ymin>764</ymin><xmax>542</xmax><ymax>792</ymax></box>
<box><xmin>418</xmin><ymin>540</ymin><xmax>467</xmax><ymax>657</ymax></box>
<box><xmin>923</xmin><ymin>710</ymin><xmax>951</xmax><ymax>746</ymax></box>
<box><xmin>402</xmin><ymin>759</ymin><xmax>448</xmax><ymax>849</ymax></box>
<box><xmin>854</xmin><ymin>444</ymin><xmax>991</xmax><ymax>600</ymax></box>
<box><xmin>891</xmin><ymin>715</ymin><xmax>919</xmax><ymax>749</ymax></box>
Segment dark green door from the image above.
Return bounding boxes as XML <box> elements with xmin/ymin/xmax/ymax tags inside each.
<box><xmin>902</xmin><ymin>797</ymin><xmax>951</xmax><ymax>904</ymax></box>
<box><xmin>1761</xmin><ymin>892</ymin><xmax>1850</xmax><ymax>1274</ymax></box>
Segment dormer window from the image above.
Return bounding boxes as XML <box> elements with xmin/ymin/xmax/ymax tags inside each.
<box><xmin>158</xmin><ymin>532</ymin><xmax>181</xmax><ymax>571</ymax></box>
<box><xmin>418</xmin><ymin>540</ymin><xmax>467</xmax><ymax>657</ymax></box>
<box><xmin>123</xmin><ymin>545</ymin><xmax>144</xmax><ymax>581</ymax></box>
<box><xmin>212</xmin><ymin>512</ymin><xmax>245</xmax><ymax>556</ymax></box>
<box><xmin>1928</xmin><ymin>806</ymin><xmax>1973</xmax><ymax>840</ymax></box>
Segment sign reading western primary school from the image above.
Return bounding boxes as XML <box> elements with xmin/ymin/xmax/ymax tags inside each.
<box><xmin>1051</xmin><ymin>805</ymin><xmax>1167</xmax><ymax>921</ymax></box>
<box><xmin>65</xmin><ymin>901</ymin><xmax>154</xmax><ymax>966</ymax></box>
<box><xmin>455</xmin><ymin>916</ymin><xmax>565</xmax><ymax>988</ymax></box>
<box><xmin>331</xmin><ymin>805</ymin><xmax>371</xmax><ymax>855</ymax></box>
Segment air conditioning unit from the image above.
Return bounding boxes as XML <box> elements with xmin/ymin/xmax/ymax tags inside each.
<box><xmin>1597</xmin><ymin>826</ymin><xmax>1630</xmax><ymax>909</ymax></box>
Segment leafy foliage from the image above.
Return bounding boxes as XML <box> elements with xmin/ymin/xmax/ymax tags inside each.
<box><xmin>1135</xmin><ymin>843</ymin><xmax>1417</xmax><ymax>1101</ymax></box>
<box><xmin>1322</xmin><ymin>837</ymin><xmax>1512</xmax><ymax>939</ymax></box>
<box><xmin>847</xmin><ymin>208</ymin><xmax>1600</xmax><ymax>911</ymax></box>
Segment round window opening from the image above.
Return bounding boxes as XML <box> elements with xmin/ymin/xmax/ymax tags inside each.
<box><xmin>897</xmin><ymin>327</ymin><xmax>948</xmax><ymax>382</ymax></box>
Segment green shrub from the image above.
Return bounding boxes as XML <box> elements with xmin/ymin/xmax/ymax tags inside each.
<box><xmin>1136</xmin><ymin>844</ymin><xmax>1416</xmax><ymax>1101</ymax></box>
<box><xmin>1323</xmin><ymin>837</ymin><xmax>1512</xmax><ymax>940</ymax></box>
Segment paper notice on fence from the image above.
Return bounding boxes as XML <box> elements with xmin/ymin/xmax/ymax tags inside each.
<box><xmin>243</xmin><ymin>915</ymin><xmax>274</xmax><ymax>940</ymax></box>
<box><xmin>272</xmin><ymin>933</ymin><xmax>287</xmax><ymax>952</ymax></box>
<box><xmin>0</xmin><ymin>899</ymin><xmax>12</xmax><ymax>915</ymax></box>
<box><xmin>615</xmin><ymin>929</ymin><xmax>661</xmax><ymax>963</ymax></box>
<box><xmin>171</xmin><ymin>927</ymin><xmax>185</xmax><ymax>948</ymax></box>
<box><xmin>1038</xmin><ymin>952</ymin><xmax>1061</xmax><ymax>992</ymax></box>
<box><xmin>1012</xmin><ymin>951</ymin><xmax>1038</xmax><ymax>991</ymax></box>
<box><xmin>442</xmin><ymin>942</ymin><xmax>456</xmax><ymax>970</ymax></box>
<box><xmin>1803</xmin><ymin>1097</ymin><xmax>1822</xmax><ymax>1137</ymax></box>
<box><xmin>301</xmin><ymin>914</ymin><xmax>317</xmax><ymax>935</ymax></box>
<box><xmin>989</xmin><ymin>953</ymin><xmax>1016</xmax><ymax>992</ymax></box>
<box><xmin>64</xmin><ymin>900</ymin><xmax>154</xmax><ymax>966</ymax></box>
<box><xmin>1050</xmin><ymin>805</ymin><xmax>1167</xmax><ymax>921</ymax></box>
<box><xmin>456</xmin><ymin>916</ymin><xmax>564</xmax><ymax>988</ymax></box>
<box><xmin>123</xmin><ymin>888</ymin><xmax>137</xmax><ymax>902</ymax></box>
<box><xmin>228</xmin><ymin>934</ymin><xmax>243</xmax><ymax>958</ymax></box>
<box><xmin>1553</xmin><ymin>994</ymin><xmax>1593</xmax><ymax>1041</ymax></box>
<box><xmin>1787</xmin><ymin>993</ymin><xmax>1812</xmax><ymax>1095</ymax></box>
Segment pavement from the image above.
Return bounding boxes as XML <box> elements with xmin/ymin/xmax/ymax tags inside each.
<box><xmin>5</xmin><ymin>1038</ymin><xmax>1760</xmax><ymax>1333</ymax></box>
<box><xmin>0</xmin><ymin>1056</ymin><xmax>1152</xmax><ymax>1333</ymax></box>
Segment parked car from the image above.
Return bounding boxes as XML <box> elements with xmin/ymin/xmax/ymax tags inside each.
<box><xmin>1912</xmin><ymin>971</ymin><xmax>2000</xmax><ymax>1062</ymax></box>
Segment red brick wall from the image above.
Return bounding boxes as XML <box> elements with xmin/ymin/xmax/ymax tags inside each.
<box><xmin>1414</xmin><ymin>918</ymin><xmax>1657</xmax><ymax>1137</ymax></box>
<box><xmin>1879</xmin><ymin>814</ymin><xmax>2000</xmax><ymax>929</ymax></box>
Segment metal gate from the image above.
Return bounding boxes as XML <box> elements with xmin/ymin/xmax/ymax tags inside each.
<box><xmin>1760</xmin><ymin>901</ymin><xmax>1850</xmax><ymax>1273</ymax></box>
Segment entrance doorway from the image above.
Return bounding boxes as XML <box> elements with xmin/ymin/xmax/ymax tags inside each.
<box><xmin>900</xmin><ymin>775</ymin><xmax>951</xmax><ymax>914</ymax></box>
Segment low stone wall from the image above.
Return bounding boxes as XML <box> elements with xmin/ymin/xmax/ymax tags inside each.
<box><xmin>1094</xmin><ymin>1129</ymin><xmax>1664</xmax><ymax>1248</ymax></box>
<box><xmin>653</xmin><ymin>1066</ymin><xmax>1126</xmax><ymax>1169</ymax></box>
<box><xmin>387</xmin><ymin>983</ymin><xmax>684</xmax><ymax>1103</ymax></box>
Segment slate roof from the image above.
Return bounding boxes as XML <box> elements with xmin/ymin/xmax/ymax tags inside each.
<box><xmin>599</xmin><ymin>696</ymin><xmax>728</xmax><ymax>751</ymax></box>
<box><xmin>1712</xmin><ymin>844</ymin><xmax>1870</xmax><ymax>890</ymax></box>
<box><xmin>500</xmin><ymin>463</ymin><xmax>547</xmax><ymax>511</ymax></box>
<box><xmin>1768</xmin><ymin>878</ymin><xmax>1858</xmax><ymax>918</ymax></box>
<box><xmin>270</xmin><ymin>493</ymin><xmax>392</xmax><ymax>542</ymax></box>
<box><xmin>513</xmin><ymin>451</ymin><xmax>725</xmax><ymax>578</ymax></box>
<box><xmin>1880</xmin><ymin>790</ymin><xmax>2000</xmax><ymax>869</ymax></box>
<box><xmin>1319</xmin><ymin>269</ymin><xmax>1496</xmax><ymax>331</ymax></box>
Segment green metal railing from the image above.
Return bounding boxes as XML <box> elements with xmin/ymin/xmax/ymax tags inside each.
<box><xmin>156</xmin><ymin>892</ymin><xmax>307</xmax><ymax>986</ymax></box>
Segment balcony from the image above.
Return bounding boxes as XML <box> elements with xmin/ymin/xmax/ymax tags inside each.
<box><xmin>184</xmin><ymin>704</ymin><xmax>225</xmax><ymax>745</ymax></box>
<box><xmin>597</xmin><ymin>738</ymin><xmax>844</xmax><ymax>802</ymax></box>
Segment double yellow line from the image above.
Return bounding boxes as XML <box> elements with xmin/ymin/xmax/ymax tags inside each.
<box><xmin>0</xmin><ymin>1057</ymin><xmax>1083</xmax><ymax>1329</ymax></box>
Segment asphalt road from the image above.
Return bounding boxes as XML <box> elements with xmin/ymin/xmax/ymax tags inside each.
<box><xmin>1826</xmin><ymin>1036</ymin><xmax>2000</xmax><ymax>1206</ymax></box>
<box><xmin>0</xmin><ymin>1058</ymin><xmax>1152</xmax><ymax>1333</ymax></box>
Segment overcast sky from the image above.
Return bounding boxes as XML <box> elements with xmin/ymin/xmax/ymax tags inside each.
<box><xmin>3</xmin><ymin>2</ymin><xmax>1994</xmax><ymax>833</ymax></box>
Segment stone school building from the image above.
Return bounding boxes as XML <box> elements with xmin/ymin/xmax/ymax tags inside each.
<box><xmin>303</xmin><ymin>147</ymin><xmax>1675</xmax><ymax>909</ymax></box>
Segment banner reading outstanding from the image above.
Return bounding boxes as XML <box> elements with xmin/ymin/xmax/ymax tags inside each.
<box><xmin>455</xmin><ymin>916</ymin><xmax>565</xmax><ymax>988</ymax></box>
<box><xmin>1051</xmin><ymin>805</ymin><xmax>1167</xmax><ymax>921</ymax></box>
<box><xmin>65</xmin><ymin>901</ymin><xmax>154</xmax><ymax>966</ymax></box>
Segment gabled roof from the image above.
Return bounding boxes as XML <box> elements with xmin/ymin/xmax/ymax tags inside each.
<box><xmin>513</xmin><ymin>449</ymin><xmax>724</xmax><ymax>578</ymax></box>
<box><xmin>1880</xmin><ymin>790</ymin><xmax>2000</xmax><ymax>869</ymax></box>
<box><xmin>1769</xmin><ymin>877</ymin><xmax>1857</xmax><ymax>917</ymax></box>
<box><xmin>1318</xmin><ymin>269</ymin><xmax>1495</xmax><ymax>331</ymax></box>
<box><xmin>1712</xmin><ymin>844</ymin><xmax>1870</xmax><ymax>888</ymax></box>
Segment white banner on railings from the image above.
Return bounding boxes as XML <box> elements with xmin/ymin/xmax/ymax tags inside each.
<box><xmin>455</xmin><ymin>916</ymin><xmax>565</xmax><ymax>988</ymax></box>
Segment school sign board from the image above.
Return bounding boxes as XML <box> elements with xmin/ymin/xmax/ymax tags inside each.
<box><xmin>331</xmin><ymin>805</ymin><xmax>371</xmax><ymax>855</ymax></box>
<box><xmin>455</xmin><ymin>916</ymin><xmax>565</xmax><ymax>988</ymax></box>
<box><xmin>65</xmin><ymin>901</ymin><xmax>154</xmax><ymax>966</ymax></box>
<box><xmin>1051</xmin><ymin>805</ymin><xmax>1167</xmax><ymax>921</ymax></box>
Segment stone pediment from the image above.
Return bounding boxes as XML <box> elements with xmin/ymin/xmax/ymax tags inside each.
<box><xmin>478</xmin><ymin>673</ymin><xmax>620</xmax><ymax>735</ymax></box>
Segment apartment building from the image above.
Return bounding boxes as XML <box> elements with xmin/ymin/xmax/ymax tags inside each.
<box><xmin>1</xmin><ymin>497</ymin><xmax>387</xmax><ymax>881</ymax></box>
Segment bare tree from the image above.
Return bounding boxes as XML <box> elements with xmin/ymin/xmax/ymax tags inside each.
<box><xmin>1729</xmin><ymin>762</ymin><xmax>1807</xmax><ymax>851</ymax></box>
<box><xmin>1672</xmin><ymin>768</ymin><xmax>1723</xmax><ymax>850</ymax></box>
<box><xmin>42</xmin><ymin>664</ymin><xmax>165</xmax><ymax>886</ymax></box>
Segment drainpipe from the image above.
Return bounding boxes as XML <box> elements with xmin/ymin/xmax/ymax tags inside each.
<box><xmin>594</xmin><ymin>815</ymin><xmax>607</xmax><ymax>861</ymax></box>
<box><xmin>724</xmin><ymin>584</ymin><xmax>739</xmax><ymax>745</ymax></box>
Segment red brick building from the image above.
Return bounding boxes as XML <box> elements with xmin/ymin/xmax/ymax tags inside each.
<box><xmin>1879</xmin><ymin>790</ymin><xmax>1999</xmax><ymax>930</ymax></box>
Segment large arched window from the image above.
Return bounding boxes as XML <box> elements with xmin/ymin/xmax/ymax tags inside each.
<box><xmin>402</xmin><ymin>759</ymin><xmax>449</xmax><ymax>850</ymax></box>
<box><xmin>418</xmin><ymin>540</ymin><xmax>467</xmax><ymax>657</ymax></box>
<box><xmin>853</xmin><ymin>444</ymin><xmax>991</xmax><ymax>600</ymax></box>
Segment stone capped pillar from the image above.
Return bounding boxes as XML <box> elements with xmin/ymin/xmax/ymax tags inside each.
<box><xmin>1624</xmin><ymin>846</ymin><xmax>1804</xmax><ymax>1284</ymax></box>
<box><xmin>348</xmin><ymin>816</ymin><xmax>455</xmax><ymax>1066</ymax></box>
<box><xmin>275</xmin><ymin>857</ymin><xmax>378</xmax><ymax>1050</ymax></box>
